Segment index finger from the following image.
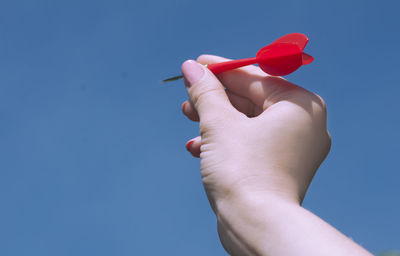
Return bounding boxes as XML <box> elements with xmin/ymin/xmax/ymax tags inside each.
<box><xmin>197</xmin><ymin>54</ymin><xmax>291</xmax><ymax>107</ymax></box>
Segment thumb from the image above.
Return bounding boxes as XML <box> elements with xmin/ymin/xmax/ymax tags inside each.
<box><xmin>182</xmin><ymin>60</ymin><xmax>232</xmax><ymax>122</ymax></box>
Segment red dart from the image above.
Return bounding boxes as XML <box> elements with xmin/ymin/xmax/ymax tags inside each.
<box><xmin>163</xmin><ymin>33</ymin><xmax>313</xmax><ymax>83</ymax></box>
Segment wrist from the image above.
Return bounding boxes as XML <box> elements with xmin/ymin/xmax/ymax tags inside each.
<box><xmin>214</xmin><ymin>190</ymin><xmax>301</xmax><ymax>255</ymax></box>
<box><xmin>215</xmin><ymin>188</ymin><xmax>301</xmax><ymax>226</ymax></box>
<box><xmin>211</xmin><ymin>172</ymin><xmax>303</xmax><ymax>212</ymax></box>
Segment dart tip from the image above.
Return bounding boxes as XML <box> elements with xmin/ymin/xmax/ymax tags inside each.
<box><xmin>162</xmin><ymin>75</ymin><xmax>184</xmax><ymax>84</ymax></box>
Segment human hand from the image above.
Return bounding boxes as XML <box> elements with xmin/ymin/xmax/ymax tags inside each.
<box><xmin>182</xmin><ymin>55</ymin><xmax>330</xmax><ymax>207</ymax></box>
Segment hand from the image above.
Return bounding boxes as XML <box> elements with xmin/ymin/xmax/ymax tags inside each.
<box><xmin>181</xmin><ymin>55</ymin><xmax>370</xmax><ymax>256</ymax></box>
<box><xmin>182</xmin><ymin>55</ymin><xmax>330</xmax><ymax>206</ymax></box>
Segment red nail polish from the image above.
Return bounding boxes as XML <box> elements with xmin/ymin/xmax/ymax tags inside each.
<box><xmin>181</xmin><ymin>102</ymin><xmax>187</xmax><ymax>113</ymax></box>
<box><xmin>185</xmin><ymin>140</ymin><xmax>194</xmax><ymax>151</ymax></box>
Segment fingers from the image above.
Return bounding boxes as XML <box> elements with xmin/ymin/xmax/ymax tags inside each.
<box><xmin>197</xmin><ymin>54</ymin><xmax>264</xmax><ymax>76</ymax></box>
<box><xmin>196</xmin><ymin>55</ymin><xmax>266</xmax><ymax>106</ymax></box>
<box><xmin>196</xmin><ymin>54</ymin><xmax>300</xmax><ymax>108</ymax></box>
<box><xmin>182</xmin><ymin>60</ymin><xmax>234</xmax><ymax>124</ymax></box>
<box><xmin>182</xmin><ymin>90</ymin><xmax>263</xmax><ymax>120</ymax></box>
<box><xmin>185</xmin><ymin>136</ymin><xmax>201</xmax><ymax>158</ymax></box>
<box><xmin>181</xmin><ymin>100</ymin><xmax>199</xmax><ymax>121</ymax></box>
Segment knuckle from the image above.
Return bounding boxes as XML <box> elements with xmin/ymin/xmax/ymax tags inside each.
<box><xmin>192</xmin><ymin>86</ymin><xmax>221</xmax><ymax>107</ymax></box>
<box><xmin>311</xmin><ymin>93</ymin><xmax>327</xmax><ymax>117</ymax></box>
<box><xmin>326</xmin><ymin>131</ymin><xmax>332</xmax><ymax>148</ymax></box>
<box><xmin>315</xmin><ymin>94</ymin><xmax>327</xmax><ymax>110</ymax></box>
<box><xmin>323</xmin><ymin>131</ymin><xmax>332</xmax><ymax>155</ymax></box>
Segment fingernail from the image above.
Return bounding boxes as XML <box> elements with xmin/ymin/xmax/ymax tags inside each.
<box><xmin>182</xmin><ymin>60</ymin><xmax>204</xmax><ymax>87</ymax></box>
<box><xmin>181</xmin><ymin>101</ymin><xmax>187</xmax><ymax>113</ymax></box>
<box><xmin>185</xmin><ymin>140</ymin><xmax>194</xmax><ymax>151</ymax></box>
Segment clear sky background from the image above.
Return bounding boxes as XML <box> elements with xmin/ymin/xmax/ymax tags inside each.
<box><xmin>0</xmin><ymin>0</ymin><xmax>399</xmax><ymax>255</ymax></box>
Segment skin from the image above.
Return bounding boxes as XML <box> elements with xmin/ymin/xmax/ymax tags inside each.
<box><xmin>181</xmin><ymin>55</ymin><xmax>373</xmax><ymax>256</ymax></box>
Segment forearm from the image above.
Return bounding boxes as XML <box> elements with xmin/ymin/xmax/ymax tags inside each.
<box><xmin>215</xmin><ymin>192</ymin><xmax>372</xmax><ymax>256</ymax></box>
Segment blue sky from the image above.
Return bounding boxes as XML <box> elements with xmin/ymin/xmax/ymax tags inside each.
<box><xmin>0</xmin><ymin>0</ymin><xmax>399</xmax><ymax>255</ymax></box>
